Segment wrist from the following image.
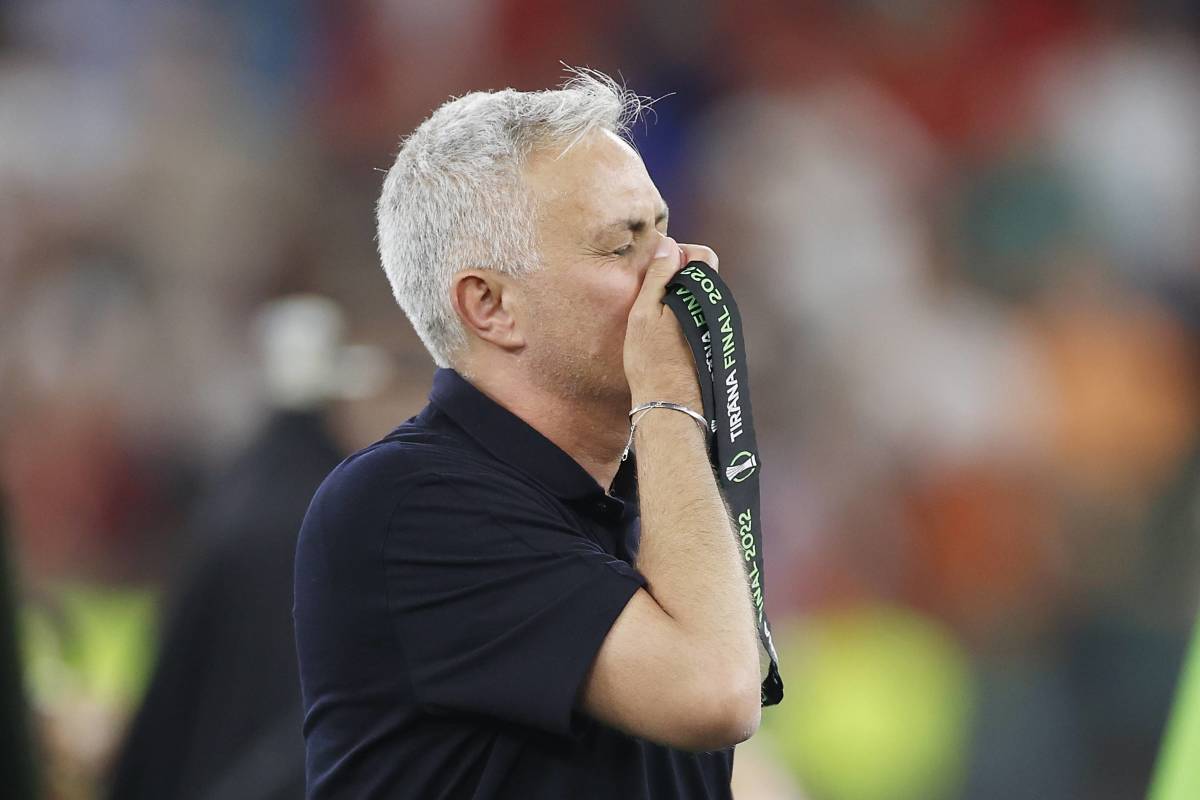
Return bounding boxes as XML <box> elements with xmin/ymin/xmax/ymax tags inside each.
<box><xmin>634</xmin><ymin>405</ymin><xmax>705</xmax><ymax>430</ymax></box>
<box><xmin>628</xmin><ymin>373</ymin><xmax>701</xmax><ymax>410</ymax></box>
<box><xmin>629</xmin><ymin>389</ymin><xmax>703</xmax><ymax>410</ymax></box>
<box><xmin>630</xmin><ymin>401</ymin><xmax>707</xmax><ymax>432</ymax></box>
<box><xmin>631</xmin><ymin>404</ymin><xmax>708</xmax><ymax>446</ymax></box>
<box><xmin>620</xmin><ymin>400</ymin><xmax>709</xmax><ymax>464</ymax></box>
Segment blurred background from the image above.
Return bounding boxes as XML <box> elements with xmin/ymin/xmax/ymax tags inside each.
<box><xmin>3</xmin><ymin>1</ymin><xmax>1200</xmax><ymax>798</ymax></box>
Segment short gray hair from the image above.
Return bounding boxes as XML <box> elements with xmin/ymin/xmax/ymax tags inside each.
<box><xmin>375</xmin><ymin>68</ymin><xmax>653</xmax><ymax>368</ymax></box>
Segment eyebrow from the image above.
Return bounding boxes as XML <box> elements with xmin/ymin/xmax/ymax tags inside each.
<box><xmin>596</xmin><ymin>204</ymin><xmax>670</xmax><ymax>238</ymax></box>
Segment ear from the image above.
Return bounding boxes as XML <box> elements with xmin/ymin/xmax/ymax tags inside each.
<box><xmin>451</xmin><ymin>270</ymin><xmax>526</xmax><ymax>353</ymax></box>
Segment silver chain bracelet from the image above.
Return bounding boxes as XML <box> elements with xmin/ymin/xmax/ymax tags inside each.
<box><xmin>620</xmin><ymin>401</ymin><xmax>709</xmax><ymax>462</ymax></box>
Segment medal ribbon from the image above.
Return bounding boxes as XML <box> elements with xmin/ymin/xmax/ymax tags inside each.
<box><xmin>662</xmin><ymin>262</ymin><xmax>784</xmax><ymax>707</ymax></box>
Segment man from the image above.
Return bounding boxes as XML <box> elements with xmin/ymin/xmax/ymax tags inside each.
<box><xmin>293</xmin><ymin>69</ymin><xmax>762</xmax><ymax>799</ymax></box>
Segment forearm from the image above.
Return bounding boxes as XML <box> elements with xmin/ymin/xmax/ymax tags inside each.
<box><xmin>632</xmin><ymin>408</ymin><xmax>760</xmax><ymax>689</ymax></box>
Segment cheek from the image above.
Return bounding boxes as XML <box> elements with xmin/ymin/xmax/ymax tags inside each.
<box><xmin>538</xmin><ymin>266</ymin><xmax>640</xmax><ymax>353</ymax></box>
<box><xmin>565</xmin><ymin>271</ymin><xmax>637</xmax><ymax>318</ymax></box>
<box><xmin>597</xmin><ymin>275</ymin><xmax>641</xmax><ymax>335</ymax></box>
<box><xmin>600</xmin><ymin>276</ymin><xmax>643</xmax><ymax>358</ymax></box>
<box><xmin>559</xmin><ymin>274</ymin><xmax>638</xmax><ymax>359</ymax></box>
<box><xmin>605</xmin><ymin>271</ymin><xmax>642</xmax><ymax>317</ymax></box>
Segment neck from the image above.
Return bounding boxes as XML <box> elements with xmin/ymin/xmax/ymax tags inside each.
<box><xmin>460</xmin><ymin>362</ymin><xmax>629</xmax><ymax>492</ymax></box>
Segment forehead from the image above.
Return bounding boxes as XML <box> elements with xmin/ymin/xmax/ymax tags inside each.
<box><xmin>523</xmin><ymin>130</ymin><xmax>664</xmax><ymax>237</ymax></box>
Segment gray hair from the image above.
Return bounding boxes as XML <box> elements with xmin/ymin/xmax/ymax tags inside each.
<box><xmin>375</xmin><ymin>68</ymin><xmax>653</xmax><ymax>368</ymax></box>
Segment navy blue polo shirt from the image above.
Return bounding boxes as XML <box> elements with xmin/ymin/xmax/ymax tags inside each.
<box><xmin>293</xmin><ymin>368</ymin><xmax>735</xmax><ymax>799</ymax></box>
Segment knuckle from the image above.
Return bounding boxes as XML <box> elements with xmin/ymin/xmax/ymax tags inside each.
<box><xmin>682</xmin><ymin>244</ymin><xmax>719</xmax><ymax>270</ymax></box>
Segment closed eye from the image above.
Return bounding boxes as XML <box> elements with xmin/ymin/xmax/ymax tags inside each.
<box><xmin>613</xmin><ymin>244</ymin><xmax>634</xmax><ymax>256</ymax></box>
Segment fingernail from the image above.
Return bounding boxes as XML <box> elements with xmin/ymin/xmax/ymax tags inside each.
<box><xmin>655</xmin><ymin>237</ymin><xmax>675</xmax><ymax>259</ymax></box>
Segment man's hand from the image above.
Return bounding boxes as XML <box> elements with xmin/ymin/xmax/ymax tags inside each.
<box><xmin>623</xmin><ymin>236</ymin><xmax>720</xmax><ymax>411</ymax></box>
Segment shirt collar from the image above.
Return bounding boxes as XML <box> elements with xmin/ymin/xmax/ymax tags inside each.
<box><xmin>427</xmin><ymin>368</ymin><xmax>638</xmax><ymax>505</ymax></box>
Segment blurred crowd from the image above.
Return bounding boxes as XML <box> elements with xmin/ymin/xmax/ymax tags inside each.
<box><xmin>3</xmin><ymin>1</ymin><xmax>1200</xmax><ymax>798</ymax></box>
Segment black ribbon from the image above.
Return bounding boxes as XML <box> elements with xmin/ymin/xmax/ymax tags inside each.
<box><xmin>662</xmin><ymin>262</ymin><xmax>784</xmax><ymax>707</ymax></box>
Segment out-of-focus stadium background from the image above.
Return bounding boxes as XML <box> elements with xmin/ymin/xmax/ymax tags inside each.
<box><xmin>3</xmin><ymin>1</ymin><xmax>1200</xmax><ymax>798</ymax></box>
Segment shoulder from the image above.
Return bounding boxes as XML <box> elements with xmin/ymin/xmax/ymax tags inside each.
<box><xmin>306</xmin><ymin>424</ymin><xmax>556</xmax><ymax>536</ymax></box>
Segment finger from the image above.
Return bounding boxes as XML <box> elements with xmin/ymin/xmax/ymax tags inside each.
<box><xmin>678</xmin><ymin>243</ymin><xmax>719</xmax><ymax>273</ymax></box>
<box><xmin>631</xmin><ymin>236</ymin><xmax>685</xmax><ymax>316</ymax></box>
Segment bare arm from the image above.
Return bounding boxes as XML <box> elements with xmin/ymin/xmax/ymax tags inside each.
<box><xmin>632</xmin><ymin>408</ymin><xmax>761</xmax><ymax>727</ymax></box>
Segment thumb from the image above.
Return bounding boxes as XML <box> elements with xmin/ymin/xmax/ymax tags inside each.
<box><xmin>631</xmin><ymin>236</ymin><xmax>684</xmax><ymax>316</ymax></box>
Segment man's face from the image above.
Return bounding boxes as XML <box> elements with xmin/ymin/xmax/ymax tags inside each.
<box><xmin>517</xmin><ymin>129</ymin><xmax>670</xmax><ymax>406</ymax></box>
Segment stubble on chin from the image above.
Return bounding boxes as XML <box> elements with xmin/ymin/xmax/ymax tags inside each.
<box><xmin>524</xmin><ymin>335</ymin><xmax>629</xmax><ymax>410</ymax></box>
<box><xmin>520</xmin><ymin>280</ymin><xmax>630</xmax><ymax>411</ymax></box>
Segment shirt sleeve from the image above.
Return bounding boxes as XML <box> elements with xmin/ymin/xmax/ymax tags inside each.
<box><xmin>383</xmin><ymin>470</ymin><xmax>646</xmax><ymax>739</ymax></box>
